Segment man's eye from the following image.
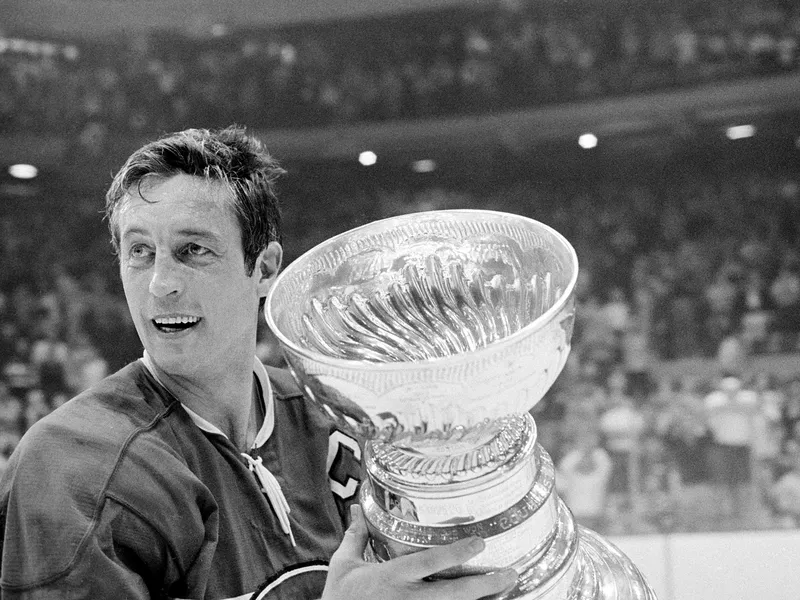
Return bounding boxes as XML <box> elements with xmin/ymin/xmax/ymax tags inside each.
<box><xmin>129</xmin><ymin>244</ymin><xmax>152</xmax><ymax>259</ymax></box>
<box><xmin>184</xmin><ymin>243</ymin><xmax>211</xmax><ymax>257</ymax></box>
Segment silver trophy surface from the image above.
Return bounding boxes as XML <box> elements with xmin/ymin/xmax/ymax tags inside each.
<box><xmin>265</xmin><ymin>210</ymin><xmax>656</xmax><ymax>599</ymax></box>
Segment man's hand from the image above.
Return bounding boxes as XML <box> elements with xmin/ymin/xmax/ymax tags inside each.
<box><xmin>322</xmin><ymin>505</ymin><xmax>518</xmax><ymax>600</ymax></box>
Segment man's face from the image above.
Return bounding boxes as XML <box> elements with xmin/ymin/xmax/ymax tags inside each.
<box><xmin>117</xmin><ymin>173</ymin><xmax>275</xmax><ymax>381</ymax></box>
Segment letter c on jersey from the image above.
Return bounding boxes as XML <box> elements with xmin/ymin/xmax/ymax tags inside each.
<box><xmin>327</xmin><ymin>430</ymin><xmax>362</xmax><ymax>500</ymax></box>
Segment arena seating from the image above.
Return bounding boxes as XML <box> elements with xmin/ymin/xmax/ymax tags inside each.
<box><xmin>2</xmin><ymin>0</ymin><xmax>800</xmax><ymax>537</ymax></box>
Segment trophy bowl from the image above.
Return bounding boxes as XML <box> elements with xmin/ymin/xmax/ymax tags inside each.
<box><xmin>265</xmin><ymin>210</ymin><xmax>656</xmax><ymax>599</ymax></box>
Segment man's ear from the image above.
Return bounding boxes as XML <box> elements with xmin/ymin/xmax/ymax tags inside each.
<box><xmin>256</xmin><ymin>241</ymin><xmax>283</xmax><ymax>297</ymax></box>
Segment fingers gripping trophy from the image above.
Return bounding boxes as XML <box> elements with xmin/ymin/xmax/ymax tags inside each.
<box><xmin>265</xmin><ymin>210</ymin><xmax>657</xmax><ymax>599</ymax></box>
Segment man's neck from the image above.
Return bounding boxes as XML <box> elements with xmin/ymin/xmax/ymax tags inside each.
<box><xmin>144</xmin><ymin>352</ymin><xmax>260</xmax><ymax>450</ymax></box>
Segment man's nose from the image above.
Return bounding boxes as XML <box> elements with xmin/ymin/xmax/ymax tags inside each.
<box><xmin>149</xmin><ymin>254</ymin><xmax>183</xmax><ymax>298</ymax></box>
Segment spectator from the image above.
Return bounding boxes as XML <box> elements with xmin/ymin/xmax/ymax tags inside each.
<box><xmin>602</xmin><ymin>286</ymin><xmax>632</xmax><ymax>352</ymax></box>
<box><xmin>639</xmin><ymin>435</ymin><xmax>682</xmax><ymax>532</ymax></box>
<box><xmin>740</xmin><ymin>269</ymin><xmax>773</xmax><ymax>354</ymax></box>
<box><xmin>769</xmin><ymin>257</ymin><xmax>800</xmax><ymax>352</ymax></box>
<box><xmin>52</xmin><ymin>264</ymin><xmax>87</xmax><ymax>345</ymax></box>
<box><xmin>770</xmin><ymin>424</ymin><xmax>800</xmax><ymax>527</ymax></box>
<box><xmin>666</xmin><ymin>278</ymin><xmax>704</xmax><ymax>359</ymax></box>
<box><xmin>750</xmin><ymin>371</ymin><xmax>786</xmax><ymax>525</ymax></box>
<box><xmin>558</xmin><ymin>373</ymin><xmax>605</xmax><ymax>459</ymax></box>
<box><xmin>599</xmin><ymin>368</ymin><xmax>646</xmax><ymax>532</ymax></box>
<box><xmin>0</xmin><ymin>382</ymin><xmax>24</xmax><ymax>445</ymax></box>
<box><xmin>652</xmin><ymin>375</ymin><xmax>710</xmax><ymax>490</ymax></box>
<box><xmin>0</xmin><ymin>321</ymin><xmax>18</xmax><ymax>372</ymax></box>
<box><xmin>716</xmin><ymin>324</ymin><xmax>749</xmax><ymax>378</ymax></box>
<box><xmin>0</xmin><ymin>432</ymin><xmax>20</xmax><ymax>481</ymax></box>
<box><xmin>704</xmin><ymin>270</ymin><xmax>744</xmax><ymax>352</ymax></box>
<box><xmin>704</xmin><ymin>375</ymin><xmax>759</xmax><ymax>529</ymax></box>
<box><xmin>781</xmin><ymin>377</ymin><xmax>800</xmax><ymax>447</ymax></box>
<box><xmin>7</xmin><ymin>282</ymin><xmax>38</xmax><ymax>339</ymax></box>
<box><xmin>80</xmin><ymin>271</ymin><xmax>139</xmax><ymax>372</ymax></box>
<box><xmin>63</xmin><ymin>331</ymin><xmax>109</xmax><ymax>395</ymax></box>
<box><xmin>557</xmin><ymin>426</ymin><xmax>612</xmax><ymax>532</ymax></box>
<box><xmin>23</xmin><ymin>388</ymin><xmax>51</xmax><ymax>431</ymax></box>
<box><xmin>1</xmin><ymin>338</ymin><xmax>37</xmax><ymax>403</ymax></box>
<box><xmin>28</xmin><ymin>319</ymin><xmax>69</xmax><ymax>404</ymax></box>
<box><xmin>575</xmin><ymin>293</ymin><xmax>617</xmax><ymax>375</ymax></box>
<box><xmin>619</xmin><ymin>316</ymin><xmax>656</xmax><ymax>402</ymax></box>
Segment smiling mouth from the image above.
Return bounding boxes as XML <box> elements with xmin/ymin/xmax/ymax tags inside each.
<box><xmin>152</xmin><ymin>316</ymin><xmax>201</xmax><ymax>333</ymax></box>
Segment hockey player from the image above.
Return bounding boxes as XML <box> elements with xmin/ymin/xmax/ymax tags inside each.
<box><xmin>0</xmin><ymin>126</ymin><xmax>517</xmax><ymax>599</ymax></box>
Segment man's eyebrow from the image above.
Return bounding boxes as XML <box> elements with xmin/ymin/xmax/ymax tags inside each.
<box><xmin>120</xmin><ymin>227</ymin><xmax>223</xmax><ymax>243</ymax></box>
<box><xmin>120</xmin><ymin>227</ymin><xmax>148</xmax><ymax>241</ymax></box>
<box><xmin>174</xmin><ymin>228</ymin><xmax>224</xmax><ymax>243</ymax></box>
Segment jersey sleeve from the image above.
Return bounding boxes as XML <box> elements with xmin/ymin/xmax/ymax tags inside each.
<box><xmin>0</xmin><ymin>493</ymin><xmax>176</xmax><ymax>599</ymax></box>
<box><xmin>0</xmin><ymin>406</ymin><xmax>217</xmax><ymax>599</ymax></box>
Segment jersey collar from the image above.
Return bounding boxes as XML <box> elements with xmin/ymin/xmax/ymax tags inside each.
<box><xmin>140</xmin><ymin>351</ymin><xmax>275</xmax><ymax>449</ymax></box>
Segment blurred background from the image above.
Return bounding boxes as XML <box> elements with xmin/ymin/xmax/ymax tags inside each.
<box><xmin>2</xmin><ymin>0</ymin><xmax>800</xmax><ymax>596</ymax></box>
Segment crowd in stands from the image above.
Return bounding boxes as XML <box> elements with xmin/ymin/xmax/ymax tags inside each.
<box><xmin>2</xmin><ymin>154</ymin><xmax>800</xmax><ymax>534</ymax></box>
<box><xmin>2</xmin><ymin>0</ymin><xmax>800</xmax><ymax>141</ymax></box>
<box><xmin>3</xmin><ymin>0</ymin><xmax>800</xmax><ymax>536</ymax></box>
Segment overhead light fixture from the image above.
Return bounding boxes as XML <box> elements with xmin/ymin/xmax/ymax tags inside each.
<box><xmin>578</xmin><ymin>133</ymin><xmax>598</xmax><ymax>149</ymax></box>
<box><xmin>358</xmin><ymin>151</ymin><xmax>377</xmax><ymax>166</ymax></box>
<box><xmin>726</xmin><ymin>124</ymin><xmax>755</xmax><ymax>140</ymax></box>
<box><xmin>63</xmin><ymin>45</ymin><xmax>79</xmax><ymax>60</ymax></box>
<box><xmin>412</xmin><ymin>159</ymin><xmax>436</xmax><ymax>173</ymax></box>
<box><xmin>8</xmin><ymin>164</ymin><xmax>38</xmax><ymax>179</ymax></box>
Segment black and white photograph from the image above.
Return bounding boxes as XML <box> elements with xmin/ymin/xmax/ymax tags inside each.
<box><xmin>2</xmin><ymin>1</ymin><xmax>800</xmax><ymax>598</ymax></box>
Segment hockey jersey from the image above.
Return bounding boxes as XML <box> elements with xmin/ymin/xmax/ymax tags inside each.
<box><xmin>0</xmin><ymin>358</ymin><xmax>364</xmax><ymax>599</ymax></box>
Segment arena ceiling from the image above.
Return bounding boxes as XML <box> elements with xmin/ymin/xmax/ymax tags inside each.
<box><xmin>4</xmin><ymin>0</ymin><xmax>493</xmax><ymax>38</ymax></box>
<box><xmin>3</xmin><ymin>0</ymin><xmax>800</xmax><ymax>191</ymax></box>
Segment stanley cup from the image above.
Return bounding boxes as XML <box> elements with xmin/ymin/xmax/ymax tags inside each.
<box><xmin>265</xmin><ymin>210</ymin><xmax>657</xmax><ymax>599</ymax></box>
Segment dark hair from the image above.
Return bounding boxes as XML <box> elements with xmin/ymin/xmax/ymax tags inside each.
<box><xmin>105</xmin><ymin>125</ymin><xmax>285</xmax><ymax>275</ymax></box>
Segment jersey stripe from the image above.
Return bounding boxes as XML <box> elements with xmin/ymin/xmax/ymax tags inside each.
<box><xmin>253</xmin><ymin>562</ymin><xmax>329</xmax><ymax>600</ymax></box>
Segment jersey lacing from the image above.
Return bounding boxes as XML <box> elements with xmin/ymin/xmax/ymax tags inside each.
<box><xmin>241</xmin><ymin>453</ymin><xmax>296</xmax><ymax>547</ymax></box>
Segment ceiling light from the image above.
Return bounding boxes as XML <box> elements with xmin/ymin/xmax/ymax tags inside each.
<box><xmin>578</xmin><ymin>133</ymin><xmax>598</xmax><ymax>149</ymax></box>
<box><xmin>8</xmin><ymin>164</ymin><xmax>38</xmax><ymax>179</ymax></box>
<box><xmin>412</xmin><ymin>159</ymin><xmax>436</xmax><ymax>173</ymax></box>
<box><xmin>726</xmin><ymin>124</ymin><xmax>755</xmax><ymax>140</ymax></box>
<box><xmin>358</xmin><ymin>151</ymin><xmax>377</xmax><ymax>166</ymax></box>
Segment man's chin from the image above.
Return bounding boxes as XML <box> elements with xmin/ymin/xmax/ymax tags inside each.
<box><xmin>145</xmin><ymin>343</ymin><xmax>193</xmax><ymax>372</ymax></box>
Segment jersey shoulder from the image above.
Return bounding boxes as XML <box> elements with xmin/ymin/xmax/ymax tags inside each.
<box><xmin>265</xmin><ymin>364</ymin><xmax>373</xmax><ymax>440</ymax></box>
<box><xmin>5</xmin><ymin>360</ymin><xmax>174</xmax><ymax>485</ymax></box>
<box><xmin>0</xmin><ymin>361</ymin><xmax>207</xmax><ymax>589</ymax></box>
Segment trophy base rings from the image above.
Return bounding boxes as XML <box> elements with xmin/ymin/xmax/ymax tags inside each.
<box><xmin>360</xmin><ymin>413</ymin><xmax>657</xmax><ymax>599</ymax></box>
